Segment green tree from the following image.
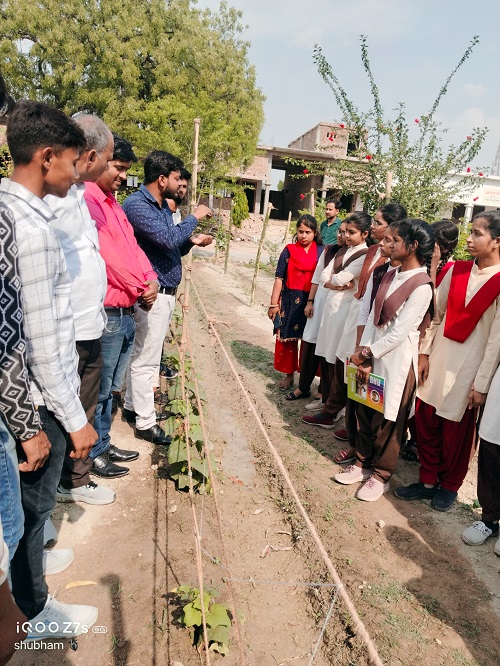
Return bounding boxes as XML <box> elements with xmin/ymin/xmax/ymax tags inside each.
<box><xmin>0</xmin><ymin>0</ymin><xmax>264</xmax><ymax>183</ymax></box>
<box><xmin>291</xmin><ymin>35</ymin><xmax>487</xmax><ymax>220</ymax></box>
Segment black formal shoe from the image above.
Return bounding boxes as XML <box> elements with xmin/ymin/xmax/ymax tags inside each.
<box><xmin>135</xmin><ymin>424</ymin><xmax>172</xmax><ymax>445</ymax></box>
<box><xmin>122</xmin><ymin>407</ymin><xmax>167</xmax><ymax>423</ymax></box>
<box><xmin>90</xmin><ymin>451</ymin><xmax>129</xmax><ymax>478</ymax></box>
<box><xmin>108</xmin><ymin>445</ymin><xmax>139</xmax><ymax>463</ymax></box>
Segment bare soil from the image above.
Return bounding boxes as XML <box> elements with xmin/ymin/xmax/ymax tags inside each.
<box><xmin>10</xmin><ymin>222</ymin><xmax>500</xmax><ymax>665</ymax></box>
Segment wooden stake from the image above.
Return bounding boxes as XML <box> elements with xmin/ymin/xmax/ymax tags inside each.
<box><xmin>224</xmin><ymin>200</ymin><xmax>234</xmax><ymax>274</ymax></box>
<box><xmin>181</xmin><ymin>118</ymin><xmax>201</xmax><ymax>354</ymax></box>
<box><xmin>283</xmin><ymin>210</ymin><xmax>291</xmax><ymax>245</ymax></box>
<box><xmin>310</xmin><ymin>187</ymin><xmax>315</xmax><ymax>216</ymax></box>
<box><xmin>250</xmin><ymin>202</ymin><xmax>272</xmax><ymax>306</ymax></box>
<box><xmin>384</xmin><ymin>171</ymin><xmax>393</xmax><ymax>205</ymax></box>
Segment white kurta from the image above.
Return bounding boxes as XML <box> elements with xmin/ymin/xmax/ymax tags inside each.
<box><xmin>479</xmin><ymin>362</ymin><xmax>500</xmax><ymax>444</ymax></box>
<box><xmin>360</xmin><ymin>267</ymin><xmax>432</xmax><ymax>422</ymax></box>
<box><xmin>418</xmin><ymin>263</ymin><xmax>500</xmax><ymax>422</ymax></box>
<box><xmin>302</xmin><ymin>250</ymin><xmax>330</xmax><ymax>344</ymax></box>
<box><xmin>336</xmin><ymin>249</ymin><xmax>386</xmax><ymax>362</ymax></box>
<box><xmin>315</xmin><ymin>244</ymin><xmax>367</xmax><ymax>364</ymax></box>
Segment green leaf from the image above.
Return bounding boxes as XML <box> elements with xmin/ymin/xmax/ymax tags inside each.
<box><xmin>189</xmin><ymin>456</ymin><xmax>209</xmax><ymax>476</ymax></box>
<box><xmin>182</xmin><ymin>602</ymin><xmax>202</xmax><ymax>627</ymax></box>
<box><xmin>208</xmin><ymin>624</ymin><xmax>230</xmax><ymax>645</ymax></box>
<box><xmin>192</xmin><ymin>590</ymin><xmax>211</xmax><ymax>612</ymax></box>
<box><xmin>176</xmin><ymin>474</ymin><xmax>191</xmax><ymax>490</ymax></box>
<box><xmin>169</xmin><ymin>399</ymin><xmax>188</xmax><ymax>416</ymax></box>
<box><xmin>188</xmin><ymin>425</ymin><xmax>204</xmax><ymax>442</ymax></box>
<box><xmin>205</xmin><ymin>604</ymin><xmax>231</xmax><ymax>628</ymax></box>
<box><xmin>167</xmin><ymin>440</ymin><xmax>188</xmax><ymax>465</ymax></box>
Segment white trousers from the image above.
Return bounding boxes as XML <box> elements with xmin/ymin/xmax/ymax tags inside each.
<box><xmin>124</xmin><ymin>293</ymin><xmax>175</xmax><ymax>430</ymax></box>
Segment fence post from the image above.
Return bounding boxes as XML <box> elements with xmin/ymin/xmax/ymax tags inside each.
<box><xmin>250</xmin><ymin>202</ymin><xmax>272</xmax><ymax>306</ymax></box>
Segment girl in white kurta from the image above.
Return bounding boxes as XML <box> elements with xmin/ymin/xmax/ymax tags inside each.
<box><xmin>335</xmin><ymin>220</ymin><xmax>434</xmax><ymax>502</ymax></box>
<box><xmin>461</xmin><ymin>360</ymin><xmax>500</xmax><ymax>554</ymax></box>
<box><xmin>303</xmin><ymin>213</ymin><xmax>371</xmax><ymax>427</ymax></box>
<box><xmin>395</xmin><ymin>211</ymin><xmax>500</xmax><ymax>512</ymax></box>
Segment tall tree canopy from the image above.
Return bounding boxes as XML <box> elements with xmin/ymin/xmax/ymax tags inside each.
<box><xmin>0</xmin><ymin>0</ymin><xmax>265</xmax><ymax>182</ymax></box>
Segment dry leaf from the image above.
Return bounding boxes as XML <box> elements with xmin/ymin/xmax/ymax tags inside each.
<box><xmin>252</xmin><ymin>508</ymin><xmax>263</xmax><ymax>515</ymax></box>
<box><xmin>260</xmin><ymin>544</ymin><xmax>270</xmax><ymax>558</ymax></box>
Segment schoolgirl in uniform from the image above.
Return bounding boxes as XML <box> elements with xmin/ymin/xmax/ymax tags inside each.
<box><xmin>302</xmin><ymin>212</ymin><xmax>371</xmax><ymax>428</ymax></box>
<box><xmin>286</xmin><ymin>221</ymin><xmax>347</xmax><ymax>403</ymax></box>
<box><xmin>395</xmin><ymin>210</ymin><xmax>500</xmax><ymax>511</ymax></box>
<box><xmin>336</xmin><ymin>220</ymin><xmax>435</xmax><ymax>502</ymax></box>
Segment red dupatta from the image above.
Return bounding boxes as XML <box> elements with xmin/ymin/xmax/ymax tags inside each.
<box><xmin>285</xmin><ymin>242</ymin><xmax>319</xmax><ymax>292</ymax></box>
<box><xmin>444</xmin><ymin>260</ymin><xmax>500</xmax><ymax>343</ymax></box>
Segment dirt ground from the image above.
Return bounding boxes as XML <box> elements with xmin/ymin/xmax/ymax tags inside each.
<box><xmin>10</xmin><ymin>219</ymin><xmax>500</xmax><ymax>666</ymax></box>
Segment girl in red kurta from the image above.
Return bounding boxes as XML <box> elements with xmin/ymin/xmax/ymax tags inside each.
<box><xmin>268</xmin><ymin>216</ymin><xmax>323</xmax><ymax>390</ymax></box>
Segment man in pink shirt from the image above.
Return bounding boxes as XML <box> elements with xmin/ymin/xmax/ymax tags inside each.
<box><xmin>84</xmin><ymin>134</ymin><xmax>164</xmax><ymax>479</ymax></box>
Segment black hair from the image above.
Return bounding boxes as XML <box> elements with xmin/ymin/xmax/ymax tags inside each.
<box><xmin>326</xmin><ymin>198</ymin><xmax>341</xmax><ymax>209</ymax></box>
<box><xmin>6</xmin><ymin>101</ymin><xmax>86</xmax><ymax>166</ymax></box>
<box><xmin>389</xmin><ymin>218</ymin><xmax>435</xmax><ymax>274</ymax></box>
<box><xmin>379</xmin><ymin>202</ymin><xmax>407</xmax><ymax>225</ymax></box>
<box><xmin>112</xmin><ymin>133</ymin><xmax>137</xmax><ymax>163</ymax></box>
<box><xmin>343</xmin><ymin>211</ymin><xmax>372</xmax><ymax>235</ymax></box>
<box><xmin>143</xmin><ymin>149</ymin><xmax>183</xmax><ymax>185</ymax></box>
<box><xmin>0</xmin><ymin>71</ymin><xmax>15</xmax><ymax>117</ymax></box>
<box><xmin>295</xmin><ymin>214</ymin><xmax>323</xmax><ymax>245</ymax></box>
<box><xmin>472</xmin><ymin>210</ymin><xmax>500</xmax><ymax>240</ymax></box>
<box><xmin>431</xmin><ymin>219</ymin><xmax>459</xmax><ymax>272</ymax></box>
<box><xmin>180</xmin><ymin>167</ymin><xmax>192</xmax><ymax>181</ymax></box>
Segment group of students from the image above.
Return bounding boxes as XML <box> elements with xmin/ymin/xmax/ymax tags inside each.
<box><xmin>269</xmin><ymin>202</ymin><xmax>500</xmax><ymax>554</ymax></box>
<box><xmin>0</xmin><ymin>73</ymin><xmax>213</xmax><ymax>664</ymax></box>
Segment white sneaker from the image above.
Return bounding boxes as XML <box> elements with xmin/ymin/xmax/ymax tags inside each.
<box><xmin>57</xmin><ymin>480</ymin><xmax>115</xmax><ymax>505</ymax></box>
<box><xmin>24</xmin><ymin>594</ymin><xmax>98</xmax><ymax>640</ymax></box>
<box><xmin>462</xmin><ymin>521</ymin><xmax>496</xmax><ymax>546</ymax></box>
<box><xmin>44</xmin><ymin>518</ymin><xmax>58</xmax><ymax>548</ymax></box>
<box><xmin>305</xmin><ymin>398</ymin><xmax>323</xmax><ymax>411</ymax></box>
<box><xmin>356</xmin><ymin>476</ymin><xmax>391</xmax><ymax>502</ymax></box>
<box><xmin>43</xmin><ymin>548</ymin><xmax>74</xmax><ymax>575</ymax></box>
<box><xmin>334</xmin><ymin>464</ymin><xmax>371</xmax><ymax>485</ymax></box>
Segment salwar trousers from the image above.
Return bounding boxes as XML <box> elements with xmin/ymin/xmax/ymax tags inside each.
<box><xmin>297</xmin><ymin>340</ymin><xmax>321</xmax><ymax>394</ymax></box>
<box><xmin>415</xmin><ymin>399</ymin><xmax>477</xmax><ymax>492</ymax></box>
<box><xmin>274</xmin><ymin>339</ymin><xmax>300</xmax><ymax>375</ymax></box>
<box><xmin>355</xmin><ymin>367</ymin><xmax>416</xmax><ymax>483</ymax></box>
<box><xmin>477</xmin><ymin>439</ymin><xmax>500</xmax><ymax>522</ymax></box>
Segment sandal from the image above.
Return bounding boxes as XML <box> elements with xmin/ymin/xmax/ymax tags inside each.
<box><xmin>334</xmin><ymin>447</ymin><xmax>356</xmax><ymax>465</ymax></box>
<box><xmin>285</xmin><ymin>390</ymin><xmax>311</xmax><ymax>401</ymax></box>
<box><xmin>278</xmin><ymin>375</ymin><xmax>294</xmax><ymax>391</ymax></box>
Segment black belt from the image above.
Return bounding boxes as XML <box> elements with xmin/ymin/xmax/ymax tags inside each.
<box><xmin>158</xmin><ymin>286</ymin><xmax>177</xmax><ymax>295</ymax></box>
<box><xmin>105</xmin><ymin>306</ymin><xmax>135</xmax><ymax>316</ymax></box>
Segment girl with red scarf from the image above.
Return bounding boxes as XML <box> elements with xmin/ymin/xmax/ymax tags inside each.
<box><xmin>395</xmin><ymin>211</ymin><xmax>500</xmax><ymax>511</ymax></box>
<box><xmin>268</xmin><ymin>215</ymin><xmax>323</xmax><ymax>390</ymax></box>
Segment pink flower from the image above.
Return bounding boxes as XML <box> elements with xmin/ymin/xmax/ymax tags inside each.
<box><xmin>479</xmin><ymin>172</ymin><xmax>484</xmax><ymax>177</ymax></box>
<box><xmin>303</xmin><ymin>168</ymin><xmax>309</xmax><ymax>174</ymax></box>
<box><xmin>473</xmin><ymin>197</ymin><xmax>479</xmax><ymax>201</ymax></box>
<box><xmin>299</xmin><ymin>194</ymin><xmax>305</xmax><ymax>200</ymax></box>
<box><xmin>339</xmin><ymin>123</ymin><xmax>345</xmax><ymax>129</ymax></box>
<box><xmin>467</xmin><ymin>136</ymin><xmax>472</xmax><ymax>141</ymax></box>
<box><xmin>365</xmin><ymin>155</ymin><xmax>372</xmax><ymax>161</ymax></box>
<box><xmin>466</xmin><ymin>167</ymin><xmax>471</xmax><ymax>173</ymax></box>
<box><xmin>415</xmin><ymin>118</ymin><xmax>420</xmax><ymax>124</ymax></box>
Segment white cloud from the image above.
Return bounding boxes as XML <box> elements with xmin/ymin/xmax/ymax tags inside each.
<box><xmin>463</xmin><ymin>83</ymin><xmax>486</xmax><ymax>99</ymax></box>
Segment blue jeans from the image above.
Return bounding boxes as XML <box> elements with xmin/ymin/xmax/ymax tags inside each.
<box><xmin>0</xmin><ymin>417</ymin><xmax>23</xmax><ymax>560</ymax></box>
<box><xmin>10</xmin><ymin>407</ymin><xmax>66</xmax><ymax>617</ymax></box>
<box><xmin>91</xmin><ymin>313</ymin><xmax>136</xmax><ymax>459</ymax></box>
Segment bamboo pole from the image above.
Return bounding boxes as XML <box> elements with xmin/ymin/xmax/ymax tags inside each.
<box><xmin>310</xmin><ymin>187</ymin><xmax>315</xmax><ymax>216</ymax></box>
<box><xmin>283</xmin><ymin>210</ymin><xmax>291</xmax><ymax>245</ymax></box>
<box><xmin>224</xmin><ymin>199</ymin><xmax>233</xmax><ymax>274</ymax></box>
<box><xmin>250</xmin><ymin>202</ymin><xmax>272</xmax><ymax>306</ymax></box>
<box><xmin>181</xmin><ymin>118</ymin><xmax>201</xmax><ymax>353</ymax></box>
<box><xmin>384</xmin><ymin>171</ymin><xmax>393</xmax><ymax>205</ymax></box>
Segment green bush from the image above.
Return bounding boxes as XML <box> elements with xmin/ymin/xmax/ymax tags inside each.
<box><xmin>454</xmin><ymin>223</ymin><xmax>472</xmax><ymax>260</ymax></box>
<box><xmin>232</xmin><ymin>187</ymin><xmax>249</xmax><ymax>227</ymax></box>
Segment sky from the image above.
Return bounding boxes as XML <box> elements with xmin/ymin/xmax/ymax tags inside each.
<box><xmin>196</xmin><ymin>0</ymin><xmax>500</xmax><ymax>176</ymax></box>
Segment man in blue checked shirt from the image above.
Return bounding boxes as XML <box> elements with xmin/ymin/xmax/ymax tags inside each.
<box><xmin>122</xmin><ymin>151</ymin><xmax>212</xmax><ymax>441</ymax></box>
